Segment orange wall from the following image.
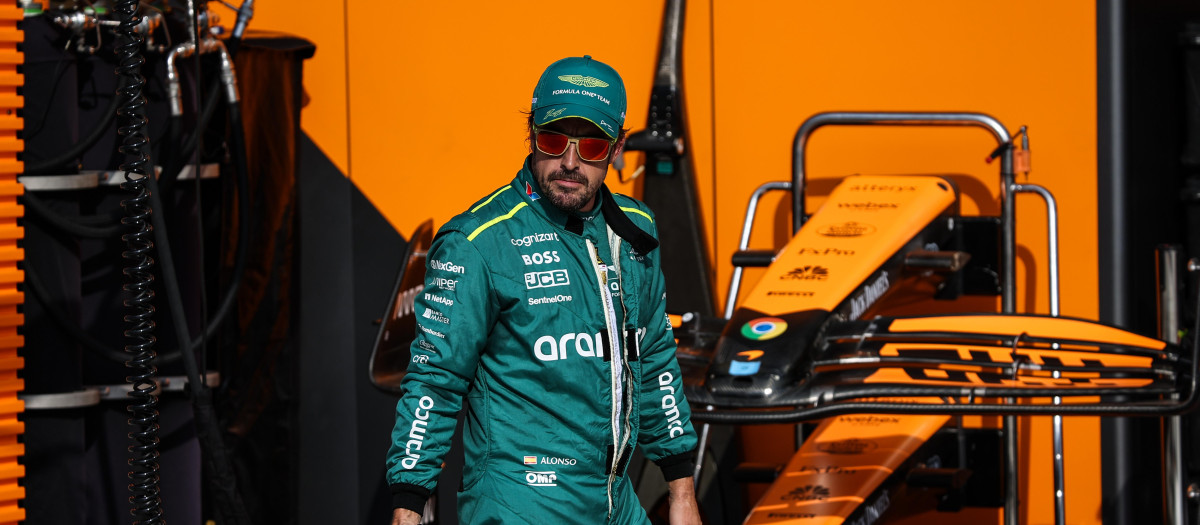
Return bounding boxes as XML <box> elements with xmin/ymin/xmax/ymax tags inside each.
<box><xmin>255</xmin><ymin>1</ymin><xmax>1101</xmax><ymax>523</ymax></box>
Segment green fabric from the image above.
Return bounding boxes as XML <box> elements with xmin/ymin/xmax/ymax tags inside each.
<box><xmin>385</xmin><ymin>156</ymin><xmax>697</xmax><ymax>522</ymax></box>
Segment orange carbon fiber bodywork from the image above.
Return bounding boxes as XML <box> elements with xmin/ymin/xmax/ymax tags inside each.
<box><xmin>887</xmin><ymin>315</ymin><xmax>1167</xmax><ymax>350</ymax></box>
<box><xmin>744</xmin><ymin>412</ymin><xmax>949</xmax><ymax>524</ymax></box>
<box><xmin>738</xmin><ymin>175</ymin><xmax>955</xmax><ymax>316</ymax></box>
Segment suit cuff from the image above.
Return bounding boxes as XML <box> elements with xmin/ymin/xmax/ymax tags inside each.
<box><xmin>654</xmin><ymin>449</ymin><xmax>697</xmax><ymax>481</ymax></box>
<box><xmin>390</xmin><ymin>483</ymin><xmax>431</xmax><ymax>515</ymax></box>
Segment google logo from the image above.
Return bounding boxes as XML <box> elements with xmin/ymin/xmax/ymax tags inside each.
<box><xmin>741</xmin><ymin>317</ymin><xmax>788</xmax><ymax>341</ymax></box>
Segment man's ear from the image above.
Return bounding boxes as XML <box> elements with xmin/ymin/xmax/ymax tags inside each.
<box><xmin>611</xmin><ymin>134</ymin><xmax>626</xmax><ymax>158</ymax></box>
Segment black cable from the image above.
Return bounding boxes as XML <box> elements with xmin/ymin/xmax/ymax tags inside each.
<box><xmin>114</xmin><ymin>0</ymin><xmax>164</xmax><ymax>522</ymax></box>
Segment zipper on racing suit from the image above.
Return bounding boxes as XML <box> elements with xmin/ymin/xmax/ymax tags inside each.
<box><xmin>586</xmin><ymin>232</ymin><xmax>631</xmax><ymax>520</ymax></box>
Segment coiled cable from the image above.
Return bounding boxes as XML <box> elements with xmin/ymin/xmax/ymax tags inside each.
<box><xmin>114</xmin><ymin>0</ymin><xmax>164</xmax><ymax>522</ymax></box>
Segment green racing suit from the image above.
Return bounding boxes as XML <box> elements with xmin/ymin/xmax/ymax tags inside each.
<box><xmin>385</xmin><ymin>157</ymin><xmax>698</xmax><ymax>523</ymax></box>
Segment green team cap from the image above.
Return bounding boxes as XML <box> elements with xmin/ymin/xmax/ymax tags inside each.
<box><xmin>531</xmin><ymin>55</ymin><xmax>626</xmax><ymax>139</ymax></box>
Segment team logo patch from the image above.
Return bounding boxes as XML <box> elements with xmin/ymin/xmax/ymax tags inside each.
<box><xmin>527</xmin><ymin>181</ymin><xmax>540</xmax><ymax>201</ymax></box>
<box><xmin>558</xmin><ymin>74</ymin><xmax>608</xmax><ymax>88</ymax></box>
<box><xmin>741</xmin><ymin>317</ymin><xmax>788</xmax><ymax>341</ymax></box>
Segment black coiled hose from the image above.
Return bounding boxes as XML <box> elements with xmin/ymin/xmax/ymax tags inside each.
<box><xmin>114</xmin><ymin>0</ymin><xmax>164</xmax><ymax>523</ymax></box>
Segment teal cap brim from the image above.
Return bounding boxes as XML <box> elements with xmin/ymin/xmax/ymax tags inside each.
<box><xmin>534</xmin><ymin>104</ymin><xmax>621</xmax><ymax>140</ymax></box>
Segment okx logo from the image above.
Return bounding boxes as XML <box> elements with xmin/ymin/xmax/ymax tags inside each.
<box><xmin>741</xmin><ymin>317</ymin><xmax>788</xmax><ymax>341</ymax></box>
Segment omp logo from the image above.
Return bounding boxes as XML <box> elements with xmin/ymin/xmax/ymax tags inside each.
<box><xmin>400</xmin><ymin>396</ymin><xmax>435</xmax><ymax>469</ymax></box>
<box><xmin>766</xmin><ymin>290</ymin><xmax>815</xmax><ymax>297</ymax></box>
<box><xmin>847</xmin><ymin>183</ymin><xmax>917</xmax><ymax>192</ymax></box>
<box><xmin>432</xmin><ymin>277</ymin><xmax>457</xmax><ymax>291</ymax></box>
<box><xmin>525</xmin><ymin>269</ymin><xmax>570</xmax><ymax>289</ymax></box>
<box><xmin>425</xmin><ymin>293</ymin><xmax>453</xmax><ymax>307</ymax></box>
<box><xmin>430</xmin><ymin>259</ymin><xmax>465</xmax><ymax>274</ymax></box>
<box><xmin>741</xmin><ymin>317</ymin><xmax>788</xmax><ymax>341</ymax></box>
<box><xmin>545</xmin><ymin>108</ymin><xmax>567</xmax><ymax>119</ymax></box>
<box><xmin>393</xmin><ymin>285</ymin><xmax>423</xmax><ymax>320</ymax></box>
<box><xmin>659</xmin><ymin>372</ymin><xmax>685</xmax><ymax>438</ymax></box>
<box><xmin>798</xmin><ymin>247</ymin><xmax>855</xmax><ymax>256</ymax></box>
<box><xmin>525</xmin><ymin>471</ymin><xmax>558</xmax><ymax>487</ymax></box>
<box><xmin>533</xmin><ymin>332</ymin><xmax>604</xmax><ymax>361</ymax></box>
<box><xmin>782</xmin><ymin>485</ymin><xmax>831</xmax><ymax>502</ymax></box>
<box><xmin>849</xmin><ymin>273</ymin><xmax>890</xmax><ymax>320</ymax></box>
<box><xmin>511</xmin><ymin>232</ymin><xmax>559</xmax><ymax>246</ymax></box>
<box><xmin>837</xmin><ymin>202</ymin><xmax>898</xmax><ymax>210</ymax></box>
<box><xmin>521</xmin><ymin>250</ymin><xmax>561</xmax><ymax>265</ymax></box>
<box><xmin>838</xmin><ymin>415</ymin><xmax>900</xmax><ymax>426</ymax></box>
<box><xmin>816</xmin><ymin>438</ymin><xmax>879</xmax><ymax>455</ymax></box>
<box><xmin>558</xmin><ymin>74</ymin><xmax>609</xmax><ymax>88</ymax></box>
<box><xmin>818</xmin><ymin>221</ymin><xmax>877</xmax><ymax>237</ymax></box>
<box><xmin>781</xmin><ymin>266</ymin><xmax>829</xmax><ymax>281</ymax></box>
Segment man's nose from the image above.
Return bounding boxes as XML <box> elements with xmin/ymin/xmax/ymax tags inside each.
<box><xmin>560</xmin><ymin>142</ymin><xmax>581</xmax><ymax>170</ymax></box>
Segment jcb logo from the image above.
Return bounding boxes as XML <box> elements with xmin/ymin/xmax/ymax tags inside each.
<box><xmin>525</xmin><ymin>269</ymin><xmax>570</xmax><ymax>289</ymax></box>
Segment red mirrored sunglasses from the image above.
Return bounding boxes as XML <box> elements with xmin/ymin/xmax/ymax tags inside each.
<box><xmin>533</xmin><ymin>128</ymin><xmax>615</xmax><ymax>162</ymax></box>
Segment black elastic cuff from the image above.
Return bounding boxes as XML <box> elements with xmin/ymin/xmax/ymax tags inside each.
<box><xmin>654</xmin><ymin>449</ymin><xmax>697</xmax><ymax>481</ymax></box>
<box><xmin>390</xmin><ymin>483</ymin><xmax>431</xmax><ymax>515</ymax></box>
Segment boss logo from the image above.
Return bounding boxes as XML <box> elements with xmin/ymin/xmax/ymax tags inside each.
<box><xmin>525</xmin><ymin>269</ymin><xmax>569</xmax><ymax>289</ymax></box>
<box><xmin>521</xmin><ymin>250</ymin><xmax>561</xmax><ymax>265</ymax></box>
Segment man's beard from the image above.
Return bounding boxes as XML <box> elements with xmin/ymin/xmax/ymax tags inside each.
<box><xmin>538</xmin><ymin>168</ymin><xmax>599</xmax><ymax>212</ymax></box>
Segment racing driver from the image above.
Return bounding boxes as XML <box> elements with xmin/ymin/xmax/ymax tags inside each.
<box><xmin>386</xmin><ymin>55</ymin><xmax>701</xmax><ymax>524</ymax></box>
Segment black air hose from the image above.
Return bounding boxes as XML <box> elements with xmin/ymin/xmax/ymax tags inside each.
<box><xmin>113</xmin><ymin>0</ymin><xmax>164</xmax><ymax>522</ymax></box>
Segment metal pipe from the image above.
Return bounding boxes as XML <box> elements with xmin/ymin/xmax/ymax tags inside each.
<box><xmin>791</xmin><ymin>112</ymin><xmax>1012</xmax><ymax>232</ymax></box>
<box><xmin>166</xmin><ymin>37</ymin><xmax>238</xmax><ymax>117</ymax></box>
<box><xmin>1013</xmin><ymin>183</ymin><xmax>1063</xmax><ymax>524</ymax></box>
<box><xmin>1158</xmin><ymin>245</ymin><xmax>1185</xmax><ymax>525</ymax></box>
<box><xmin>723</xmin><ymin>181</ymin><xmax>792</xmax><ymax>319</ymax></box>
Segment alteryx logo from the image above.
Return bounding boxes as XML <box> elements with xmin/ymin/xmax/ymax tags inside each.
<box><xmin>525</xmin><ymin>269</ymin><xmax>569</xmax><ymax>289</ymax></box>
<box><xmin>741</xmin><ymin>317</ymin><xmax>788</xmax><ymax>341</ymax></box>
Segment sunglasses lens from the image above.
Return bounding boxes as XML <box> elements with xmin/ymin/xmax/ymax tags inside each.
<box><xmin>576</xmin><ymin>138</ymin><xmax>612</xmax><ymax>161</ymax></box>
<box><xmin>535</xmin><ymin>132</ymin><xmax>569</xmax><ymax>155</ymax></box>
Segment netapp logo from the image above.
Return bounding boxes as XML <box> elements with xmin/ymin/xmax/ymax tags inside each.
<box><xmin>511</xmin><ymin>232</ymin><xmax>560</xmax><ymax>246</ymax></box>
<box><xmin>425</xmin><ymin>293</ymin><xmax>453</xmax><ymax>307</ymax></box>
<box><xmin>430</xmin><ymin>259</ymin><xmax>465</xmax><ymax>274</ymax></box>
<box><xmin>525</xmin><ymin>269</ymin><xmax>570</xmax><ymax>289</ymax></box>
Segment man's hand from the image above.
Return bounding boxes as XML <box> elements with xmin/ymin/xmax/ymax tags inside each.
<box><xmin>391</xmin><ymin>508</ymin><xmax>421</xmax><ymax>525</ymax></box>
<box><xmin>667</xmin><ymin>477</ymin><xmax>702</xmax><ymax>525</ymax></box>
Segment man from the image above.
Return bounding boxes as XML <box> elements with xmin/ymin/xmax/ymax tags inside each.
<box><xmin>386</xmin><ymin>55</ymin><xmax>701</xmax><ymax>524</ymax></box>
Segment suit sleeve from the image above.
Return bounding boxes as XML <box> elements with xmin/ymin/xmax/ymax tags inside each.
<box><xmin>635</xmin><ymin>223</ymin><xmax>699</xmax><ymax>481</ymax></box>
<box><xmin>385</xmin><ymin>228</ymin><xmax>495</xmax><ymax>513</ymax></box>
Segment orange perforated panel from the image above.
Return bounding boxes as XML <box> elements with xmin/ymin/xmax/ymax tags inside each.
<box><xmin>0</xmin><ymin>3</ymin><xmax>22</xmax><ymax>524</ymax></box>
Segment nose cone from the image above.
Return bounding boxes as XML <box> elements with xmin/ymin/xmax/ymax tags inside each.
<box><xmin>704</xmin><ymin>309</ymin><xmax>831</xmax><ymax>403</ymax></box>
